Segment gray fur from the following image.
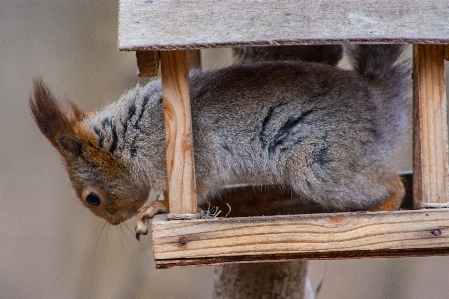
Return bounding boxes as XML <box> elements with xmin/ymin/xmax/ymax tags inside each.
<box><xmin>233</xmin><ymin>44</ymin><xmax>343</xmax><ymax>66</ymax></box>
<box><xmin>84</xmin><ymin>45</ymin><xmax>411</xmax><ymax>212</ymax></box>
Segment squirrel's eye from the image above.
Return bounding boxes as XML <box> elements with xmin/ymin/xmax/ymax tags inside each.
<box><xmin>86</xmin><ymin>192</ymin><xmax>101</xmax><ymax>206</ymax></box>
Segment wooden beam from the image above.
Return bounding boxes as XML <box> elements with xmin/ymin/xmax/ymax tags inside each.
<box><xmin>152</xmin><ymin>209</ymin><xmax>449</xmax><ymax>268</ymax></box>
<box><xmin>413</xmin><ymin>45</ymin><xmax>449</xmax><ymax>207</ymax></box>
<box><xmin>161</xmin><ymin>50</ymin><xmax>197</xmax><ymax>214</ymax></box>
<box><xmin>136</xmin><ymin>50</ymin><xmax>160</xmax><ymax>77</ymax></box>
<box><xmin>119</xmin><ymin>0</ymin><xmax>449</xmax><ymax>50</ymax></box>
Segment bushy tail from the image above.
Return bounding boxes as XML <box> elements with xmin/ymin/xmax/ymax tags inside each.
<box><xmin>349</xmin><ymin>45</ymin><xmax>412</xmax><ymax>154</ymax></box>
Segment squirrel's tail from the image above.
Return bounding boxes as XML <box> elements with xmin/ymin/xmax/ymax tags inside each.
<box><xmin>348</xmin><ymin>44</ymin><xmax>410</xmax><ymax>91</ymax></box>
<box><xmin>349</xmin><ymin>44</ymin><xmax>411</xmax><ymax>155</ymax></box>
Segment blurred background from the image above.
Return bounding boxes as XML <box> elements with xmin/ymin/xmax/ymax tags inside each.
<box><xmin>1</xmin><ymin>1</ymin><xmax>448</xmax><ymax>298</ymax></box>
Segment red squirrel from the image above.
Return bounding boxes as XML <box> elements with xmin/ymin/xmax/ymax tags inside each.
<box><xmin>30</xmin><ymin>45</ymin><xmax>410</xmax><ymax>239</ymax></box>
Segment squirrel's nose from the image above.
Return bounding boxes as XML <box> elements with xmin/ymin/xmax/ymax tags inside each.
<box><xmin>108</xmin><ymin>210</ymin><xmax>121</xmax><ymax>225</ymax></box>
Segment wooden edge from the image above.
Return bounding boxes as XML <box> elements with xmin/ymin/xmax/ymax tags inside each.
<box><xmin>160</xmin><ymin>50</ymin><xmax>198</xmax><ymax>214</ymax></box>
<box><xmin>151</xmin><ymin>209</ymin><xmax>449</xmax><ymax>268</ymax></box>
<box><xmin>155</xmin><ymin>248</ymin><xmax>449</xmax><ymax>269</ymax></box>
<box><xmin>413</xmin><ymin>45</ymin><xmax>449</xmax><ymax>206</ymax></box>
<box><xmin>121</xmin><ymin>40</ymin><xmax>449</xmax><ymax>52</ymax></box>
<box><xmin>445</xmin><ymin>45</ymin><xmax>449</xmax><ymax>61</ymax></box>
<box><xmin>136</xmin><ymin>51</ymin><xmax>160</xmax><ymax>77</ymax></box>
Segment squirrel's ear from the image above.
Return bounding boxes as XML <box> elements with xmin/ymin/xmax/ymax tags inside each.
<box><xmin>30</xmin><ymin>78</ymin><xmax>83</xmax><ymax>144</ymax></box>
<box><xmin>57</xmin><ymin>135</ymin><xmax>83</xmax><ymax>158</ymax></box>
<box><xmin>67</xmin><ymin>98</ymin><xmax>86</xmax><ymax>120</ymax></box>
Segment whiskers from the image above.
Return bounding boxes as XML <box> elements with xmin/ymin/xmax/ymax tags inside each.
<box><xmin>75</xmin><ymin>202</ymin><xmax>140</xmax><ymax>261</ymax></box>
<box><xmin>93</xmin><ymin>219</ymin><xmax>137</xmax><ymax>259</ymax></box>
<box><xmin>122</xmin><ymin>221</ymin><xmax>135</xmax><ymax>235</ymax></box>
<box><xmin>116</xmin><ymin>224</ymin><xmax>132</xmax><ymax>257</ymax></box>
<box><xmin>93</xmin><ymin>220</ymin><xmax>110</xmax><ymax>258</ymax></box>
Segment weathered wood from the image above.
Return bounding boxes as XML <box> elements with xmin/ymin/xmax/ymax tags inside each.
<box><xmin>445</xmin><ymin>45</ymin><xmax>449</xmax><ymax>61</ymax></box>
<box><xmin>413</xmin><ymin>45</ymin><xmax>449</xmax><ymax>207</ymax></box>
<box><xmin>161</xmin><ymin>50</ymin><xmax>197</xmax><ymax>214</ymax></box>
<box><xmin>136</xmin><ymin>50</ymin><xmax>160</xmax><ymax>77</ymax></box>
<box><xmin>213</xmin><ymin>261</ymin><xmax>308</xmax><ymax>299</ymax></box>
<box><xmin>119</xmin><ymin>0</ymin><xmax>449</xmax><ymax>50</ymax></box>
<box><xmin>152</xmin><ymin>209</ymin><xmax>449</xmax><ymax>268</ymax></box>
<box><xmin>186</xmin><ymin>49</ymin><xmax>201</xmax><ymax>69</ymax></box>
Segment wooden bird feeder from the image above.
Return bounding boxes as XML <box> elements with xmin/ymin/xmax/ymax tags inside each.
<box><xmin>118</xmin><ymin>0</ymin><xmax>449</xmax><ymax>269</ymax></box>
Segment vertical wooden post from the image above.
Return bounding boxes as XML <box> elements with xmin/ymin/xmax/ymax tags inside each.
<box><xmin>213</xmin><ymin>261</ymin><xmax>309</xmax><ymax>299</ymax></box>
<box><xmin>413</xmin><ymin>44</ymin><xmax>449</xmax><ymax>208</ymax></box>
<box><xmin>186</xmin><ymin>49</ymin><xmax>201</xmax><ymax>70</ymax></box>
<box><xmin>444</xmin><ymin>45</ymin><xmax>449</xmax><ymax>61</ymax></box>
<box><xmin>160</xmin><ymin>50</ymin><xmax>197</xmax><ymax>214</ymax></box>
<box><xmin>136</xmin><ymin>50</ymin><xmax>160</xmax><ymax>77</ymax></box>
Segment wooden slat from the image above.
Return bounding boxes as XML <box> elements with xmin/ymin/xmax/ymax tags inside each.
<box><xmin>413</xmin><ymin>45</ymin><xmax>449</xmax><ymax>207</ymax></box>
<box><xmin>136</xmin><ymin>50</ymin><xmax>159</xmax><ymax>77</ymax></box>
<box><xmin>152</xmin><ymin>209</ymin><xmax>449</xmax><ymax>268</ymax></box>
<box><xmin>119</xmin><ymin>0</ymin><xmax>449</xmax><ymax>50</ymax></box>
<box><xmin>161</xmin><ymin>50</ymin><xmax>197</xmax><ymax>214</ymax></box>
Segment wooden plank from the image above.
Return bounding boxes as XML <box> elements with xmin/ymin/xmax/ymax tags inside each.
<box><xmin>445</xmin><ymin>45</ymin><xmax>449</xmax><ymax>61</ymax></box>
<box><xmin>413</xmin><ymin>45</ymin><xmax>449</xmax><ymax>207</ymax></box>
<box><xmin>136</xmin><ymin>50</ymin><xmax>159</xmax><ymax>77</ymax></box>
<box><xmin>119</xmin><ymin>0</ymin><xmax>449</xmax><ymax>50</ymax></box>
<box><xmin>161</xmin><ymin>50</ymin><xmax>197</xmax><ymax>214</ymax></box>
<box><xmin>152</xmin><ymin>209</ymin><xmax>449</xmax><ymax>268</ymax></box>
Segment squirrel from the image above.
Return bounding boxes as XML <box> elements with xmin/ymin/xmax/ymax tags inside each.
<box><xmin>30</xmin><ymin>45</ymin><xmax>411</xmax><ymax>240</ymax></box>
<box><xmin>233</xmin><ymin>44</ymin><xmax>343</xmax><ymax>66</ymax></box>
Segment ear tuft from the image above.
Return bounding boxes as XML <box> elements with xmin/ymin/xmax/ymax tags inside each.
<box><xmin>57</xmin><ymin>135</ymin><xmax>83</xmax><ymax>158</ymax></box>
<box><xmin>30</xmin><ymin>78</ymin><xmax>84</xmax><ymax>145</ymax></box>
<box><xmin>68</xmin><ymin>98</ymin><xmax>86</xmax><ymax>120</ymax></box>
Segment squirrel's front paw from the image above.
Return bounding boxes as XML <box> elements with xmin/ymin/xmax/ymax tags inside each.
<box><xmin>135</xmin><ymin>199</ymin><xmax>168</xmax><ymax>241</ymax></box>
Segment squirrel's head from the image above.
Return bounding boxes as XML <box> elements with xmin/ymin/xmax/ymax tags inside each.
<box><xmin>30</xmin><ymin>79</ymin><xmax>149</xmax><ymax>224</ymax></box>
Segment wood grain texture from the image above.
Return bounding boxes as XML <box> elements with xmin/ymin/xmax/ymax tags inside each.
<box><xmin>152</xmin><ymin>209</ymin><xmax>449</xmax><ymax>268</ymax></box>
<box><xmin>136</xmin><ymin>50</ymin><xmax>159</xmax><ymax>77</ymax></box>
<box><xmin>119</xmin><ymin>0</ymin><xmax>449</xmax><ymax>50</ymax></box>
<box><xmin>161</xmin><ymin>50</ymin><xmax>197</xmax><ymax>214</ymax></box>
<box><xmin>135</xmin><ymin>50</ymin><xmax>199</xmax><ymax>77</ymax></box>
<box><xmin>445</xmin><ymin>45</ymin><xmax>449</xmax><ymax>61</ymax></box>
<box><xmin>413</xmin><ymin>45</ymin><xmax>449</xmax><ymax>207</ymax></box>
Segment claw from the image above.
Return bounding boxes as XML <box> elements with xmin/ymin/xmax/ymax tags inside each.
<box><xmin>135</xmin><ymin>220</ymin><xmax>149</xmax><ymax>241</ymax></box>
<box><xmin>135</xmin><ymin>214</ymin><xmax>149</xmax><ymax>241</ymax></box>
<box><xmin>135</xmin><ymin>230</ymin><xmax>145</xmax><ymax>241</ymax></box>
<box><xmin>133</xmin><ymin>199</ymin><xmax>168</xmax><ymax>240</ymax></box>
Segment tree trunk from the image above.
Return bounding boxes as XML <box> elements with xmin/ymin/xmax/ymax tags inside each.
<box><xmin>213</xmin><ymin>261</ymin><xmax>309</xmax><ymax>299</ymax></box>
